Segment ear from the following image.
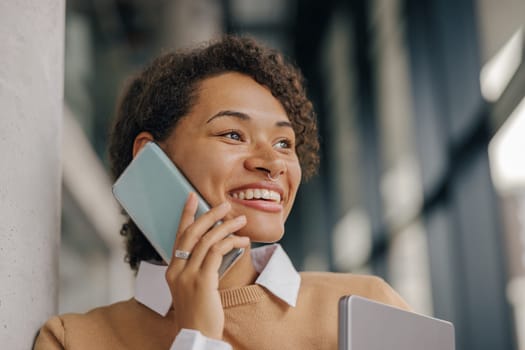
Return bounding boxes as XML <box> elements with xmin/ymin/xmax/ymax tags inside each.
<box><xmin>132</xmin><ymin>131</ymin><xmax>155</xmax><ymax>158</ymax></box>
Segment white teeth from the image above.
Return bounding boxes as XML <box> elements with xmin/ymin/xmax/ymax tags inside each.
<box><xmin>231</xmin><ymin>189</ymin><xmax>281</xmax><ymax>202</ymax></box>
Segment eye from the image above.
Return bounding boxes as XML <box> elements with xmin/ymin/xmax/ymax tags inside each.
<box><xmin>274</xmin><ymin>139</ymin><xmax>293</xmax><ymax>149</ymax></box>
<box><xmin>220</xmin><ymin>130</ymin><xmax>243</xmax><ymax>141</ymax></box>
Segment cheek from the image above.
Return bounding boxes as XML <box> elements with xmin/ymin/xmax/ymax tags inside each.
<box><xmin>173</xmin><ymin>149</ymin><xmax>214</xmax><ymax>185</ymax></box>
<box><xmin>285</xmin><ymin>161</ymin><xmax>302</xmax><ymax>210</ymax></box>
<box><xmin>289</xmin><ymin>161</ymin><xmax>302</xmax><ymax>191</ymax></box>
<box><xmin>175</xmin><ymin>149</ymin><xmax>239</xmax><ymax>206</ymax></box>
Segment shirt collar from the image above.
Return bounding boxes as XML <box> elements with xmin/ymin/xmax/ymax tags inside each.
<box><xmin>134</xmin><ymin>244</ymin><xmax>301</xmax><ymax>316</ymax></box>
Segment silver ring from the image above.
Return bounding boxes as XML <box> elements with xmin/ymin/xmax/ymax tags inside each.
<box><xmin>174</xmin><ymin>249</ymin><xmax>191</xmax><ymax>260</ymax></box>
<box><xmin>267</xmin><ymin>173</ymin><xmax>280</xmax><ymax>182</ymax></box>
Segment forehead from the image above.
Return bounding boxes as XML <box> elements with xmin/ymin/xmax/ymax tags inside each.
<box><xmin>188</xmin><ymin>72</ymin><xmax>290</xmax><ymax>124</ymax></box>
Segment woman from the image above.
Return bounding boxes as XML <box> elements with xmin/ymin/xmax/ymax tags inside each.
<box><xmin>35</xmin><ymin>36</ymin><xmax>409</xmax><ymax>350</ymax></box>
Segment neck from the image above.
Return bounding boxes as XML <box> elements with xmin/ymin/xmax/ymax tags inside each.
<box><xmin>219</xmin><ymin>245</ymin><xmax>258</xmax><ymax>289</ymax></box>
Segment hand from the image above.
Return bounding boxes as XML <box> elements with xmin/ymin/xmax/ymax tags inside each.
<box><xmin>166</xmin><ymin>193</ymin><xmax>249</xmax><ymax>340</ymax></box>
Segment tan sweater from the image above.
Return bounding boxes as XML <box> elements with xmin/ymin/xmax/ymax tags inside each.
<box><xmin>34</xmin><ymin>272</ymin><xmax>411</xmax><ymax>350</ymax></box>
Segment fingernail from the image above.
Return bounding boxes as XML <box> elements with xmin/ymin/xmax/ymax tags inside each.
<box><xmin>218</xmin><ymin>202</ymin><xmax>231</xmax><ymax>211</ymax></box>
<box><xmin>235</xmin><ymin>215</ymin><xmax>246</xmax><ymax>224</ymax></box>
<box><xmin>188</xmin><ymin>193</ymin><xmax>198</xmax><ymax>206</ymax></box>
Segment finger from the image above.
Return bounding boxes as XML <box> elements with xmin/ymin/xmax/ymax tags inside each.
<box><xmin>167</xmin><ymin>193</ymin><xmax>199</xmax><ymax>280</ymax></box>
<box><xmin>185</xmin><ymin>215</ymin><xmax>246</xmax><ymax>272</ymax></box>
<box><xmin>175</xmin><ymin>201</ymin><xmax>231</xmax><ymax>251</ymax></box>
<box><xmin>200</xmin><ymin>235</ymin><xmax>250</xmax><ymax>276</ymax></box>
<box><xmin>167</xmin><ymin>200</ymin><xmax>231</xmax><ymax>280</ymax></box>
<box><xmin>174</xmin><ymin>192</ymin><xmax>199</xmax><ymax>247</ymax></box>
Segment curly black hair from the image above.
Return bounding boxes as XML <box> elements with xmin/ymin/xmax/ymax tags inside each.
<box><xmin>108</xmin><ymin>35</ymin><xmax>319</xmax><ymax>270</ymax></box>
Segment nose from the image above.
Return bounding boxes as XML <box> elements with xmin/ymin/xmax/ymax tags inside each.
<box><xmin>244</xmin><ymin>144</ymin><xmax>287</xmax><ymax>180</ymax></box>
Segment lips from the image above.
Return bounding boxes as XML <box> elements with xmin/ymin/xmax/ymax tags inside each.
<box><xmin>228</xmin><ymin>182</ymin><xmax>285</xmax><ymax>212</ymax></box>
<box><xmin>231</xmin><ymin>188</ymin><xmax>281</xmax><ymax>202</ymax></box>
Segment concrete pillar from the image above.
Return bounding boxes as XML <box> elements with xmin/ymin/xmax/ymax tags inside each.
<box><xmin>0</xmin><ymin>1</ymin><xmax>65</xmax><ymax>348</ymax></box>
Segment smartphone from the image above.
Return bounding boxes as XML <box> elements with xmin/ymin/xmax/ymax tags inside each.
<box><xmin>112</xmin><ymin>141</ymin><xmax>244</xmax><ymax>277</ymax></box>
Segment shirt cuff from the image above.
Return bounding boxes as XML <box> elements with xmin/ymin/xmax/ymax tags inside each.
<box><xmin>170</xmin><ymin>329</ymin><xmax>232</xmax><ymax>350</ymax></box>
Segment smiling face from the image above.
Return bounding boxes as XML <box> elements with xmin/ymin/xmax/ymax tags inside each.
<box><xmin>159</xmin><ymin>72</ymin><xmax>302</xmax><ymax>242</ymax></box>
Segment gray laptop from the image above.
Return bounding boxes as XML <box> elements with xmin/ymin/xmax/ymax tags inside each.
<box><xmin>338</xmin><ymin>296</ymin><xmax>455</xmax><ymax>350</ymax></box>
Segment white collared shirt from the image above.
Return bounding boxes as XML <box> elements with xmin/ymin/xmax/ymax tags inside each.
<box><xmin>134</xmin><ymin>244</ymin><xmax>301</xmax><ymax>350</ymax></box>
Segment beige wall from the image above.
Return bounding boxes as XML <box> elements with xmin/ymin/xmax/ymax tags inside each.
<box><xmin>0</xmin><ymin>0</ymin><xmax>65</xmax><ymax>348</ymax></box>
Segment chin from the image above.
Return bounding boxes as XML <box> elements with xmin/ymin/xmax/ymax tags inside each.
<box><xmin>237</xmin><ymin>223</ymin><xmax>285</xmax><ymax>243</ymax></box>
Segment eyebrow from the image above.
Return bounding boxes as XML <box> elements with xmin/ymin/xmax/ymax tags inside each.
<box><xmin>206</xmin><ymin>110</ymin><xmax>293</xmax><ymax>129</ymax></box>
<box><xmin>206</xmin><ymin>110</ymin><xmax>249</xmax><ymax>123</ymax></box>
